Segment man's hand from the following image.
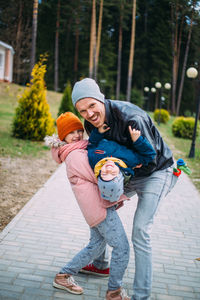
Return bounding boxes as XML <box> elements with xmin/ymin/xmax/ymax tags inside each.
<box><xmin>98</xmin><ymin>123</ymin><xmax>110</xmax><ymax>134</ymax></box>
<box><xmin>129</xmin><ymin>126</ymin><xmax>141</xmax><ymax>142</ymax></box>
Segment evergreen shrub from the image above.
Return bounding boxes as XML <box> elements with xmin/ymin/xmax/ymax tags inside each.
<box><xmin>154</xmin><ymin>109</ymin><xmax>170</xmax><ymax>124</ymax></box>
<box><xmin>12</xmin><ymin>55</ymin><xmax>55</xmax><ymax>141</ymax></box>
<box><xmin>58</xmin><ymin>81</ymin><xmax>77</xmax><ymax>116</ymax></box>
<box><xmin>130</xmin><ymin>88</ymin><xmax>144</xmax><ymax>108</ymax></box>
<box><xmin>172</xmin><ymin>116</ymin><xmax>199</xmax><ymax>139</ymax></box>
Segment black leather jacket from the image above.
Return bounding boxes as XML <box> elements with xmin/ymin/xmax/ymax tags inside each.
<box><xmin>85</xmin><ymin>99</ymin><xmax>174</xmax><ymax>178</ymax></box>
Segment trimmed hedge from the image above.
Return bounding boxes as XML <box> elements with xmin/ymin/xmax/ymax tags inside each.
<box><xmin>172</xmin><ymin>116</ymin><xmax>199</xmax><ymax>139</ymax></box>
<box><xmin>154</xmin><ymin>109</ymin><xmax>170</xmax><ymax>124</ymax></box>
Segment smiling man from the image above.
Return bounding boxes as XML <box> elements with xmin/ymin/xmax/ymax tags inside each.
<box><xmin>71</xmin><ymin>78</ymin><xmax>177</xmax><ymax>300</ymax></box>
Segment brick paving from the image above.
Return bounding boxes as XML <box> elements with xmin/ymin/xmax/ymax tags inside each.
<box><xmin>0</xmin><ymin>163</ymin><xmax>200</xmax><ymax>300</ymax></box>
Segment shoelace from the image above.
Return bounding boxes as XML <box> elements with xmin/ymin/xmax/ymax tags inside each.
<box><xmin>66</xmin><ymin>275</ymin><xmax>78</xmax><ymax>287</ymax></box>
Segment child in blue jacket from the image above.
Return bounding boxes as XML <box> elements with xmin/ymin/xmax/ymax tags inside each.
<box><xmin>87</xmin><ymin>124</ymin><xmax>156</xmax><ymax>202</ymax></box>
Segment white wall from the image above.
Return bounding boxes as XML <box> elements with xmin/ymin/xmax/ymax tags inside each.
<box><xmin>0</xmin><ymin>46</ymin><xmax>5</xmax><ymax>81</ymax></box>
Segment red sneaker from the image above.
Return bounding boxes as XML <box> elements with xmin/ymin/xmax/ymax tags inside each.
<box><xmin>79</xmin><ymin>263</ymin><xmax>110</xmax><ymax>277</ymax></box>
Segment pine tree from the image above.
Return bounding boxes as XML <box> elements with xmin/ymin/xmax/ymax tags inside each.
<box><xmin>58</xmin><ymin>81</ymin><xmax>76</xmax><ymax>116</ymax></box>
<box><xmin>12</xmin><ymin>55</ymin><xmax>55</xmax><ymax>141</ymax></box>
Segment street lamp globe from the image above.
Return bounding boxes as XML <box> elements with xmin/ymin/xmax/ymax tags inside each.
<box><xmin>186</xmin><ymin>67</ymin><xmax>198</xmax><ymax>79</ymax></box>
<box><xmin>144</xmin><ymin>87</ymin><xmax>149</xmax><ymax>92</ymax></box>
<box><xmin>164</xmin><ymin>83</ymin><xmax>171</xmax><ymax>90</ymax></box>
<box><xmin>155</xmin><ymin>82</ymin><xmax>162</xmax><ymax>89</ymax></box>
<box><xmin>151</xmin><ymin>87</ymin><xmax>156</xmax><ymax>93</ymax></box>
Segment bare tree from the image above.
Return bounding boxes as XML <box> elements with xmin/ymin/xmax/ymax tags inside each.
<box><xmin>89</xmin><ymin>0</ymin><xmax>96</xmax><ymax>78</ymax></box>
<box><xmin>126</xmin><ymin>0</ymin><xmax>136</xmax><ymax>102</ymax></box>
<box><xmin>116</xmin><ymin>1</ymin><xmax>124</xmax><ymax>99</ymax></box>
<box><xmin>15</xmin><ymin>0</ymin><xmax>23</xmax><ymax>83</ymax></box>
<box><xmin>176</xmin><ymin>1</ymin><xmax>196</xmax><ymax>115</ymax></box>
<box><xmin>74</xmin><ymin>2</ymin><xmax>80</xmax><ymax>83</ymax></box>
<box><xmin>171</xmin><ymin>1</ymin><xmax>184</xmax><ymax>114</ymax></box>
<box><xmin>30</xmin><ymin>0</ymin><xmax>38</xmax><ymax>78</ymax></box>
<box><xmin>54</xmin><ymin>0</ymin><xmax>60</xmax><ymax>91</ymax></box>
<box><xmin>94</xmin><ymin>0</ymin><xmax>103</xmax><ymax>80</ymax></box>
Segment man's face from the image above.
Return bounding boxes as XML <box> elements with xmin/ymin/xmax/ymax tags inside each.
<box><xmin>75</xmin><ymin>98</ymin><xmax>106</xmax><ymax>128</ymax></box>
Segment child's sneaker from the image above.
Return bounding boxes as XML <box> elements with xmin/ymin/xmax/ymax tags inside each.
<box><xmin>53</xmin><ymin>273</ymin><xmax>83</xmax><ymax>294</ymax></box>
<box><xmin>106</xmin><ymin>287</ymin><xmax>130</xmax><ymax>300</ymax></box>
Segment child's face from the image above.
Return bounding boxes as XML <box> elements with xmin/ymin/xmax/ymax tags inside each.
<box><xmin>100</xmin><ymin>160</ymin><xmax>120</xmax><ymax>181</ymax></box>
<box><xmin>64</xmin><ymin>130</ymin><xmax>84</xmax><ymax>144</ymax></box>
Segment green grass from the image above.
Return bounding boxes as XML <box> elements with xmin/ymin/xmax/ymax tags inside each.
<box><xmin>0</xmin><ymin>82</ymin><xmax>61</xmax><ymax>158</ymax></box>
<box><xmin>150</xmin><ymin>113</ymin><xmax>200</xmax><ymax>192</ymax></box>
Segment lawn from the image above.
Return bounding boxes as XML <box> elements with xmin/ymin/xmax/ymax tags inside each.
<box><xmin>150</xmin><ymin>113</ymin><xmax>200</xmax><ymax>192</ymax></box>
<box><xmin>0</xmin><ymin>82</ymin><xmax>62</xmax><ymax>158</ymax></box>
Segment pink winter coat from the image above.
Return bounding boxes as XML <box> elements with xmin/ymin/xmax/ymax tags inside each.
<box><xmin>51</xmin><ymin>140</ymin><xmax>129</xmax><ymax>227</ymax></box>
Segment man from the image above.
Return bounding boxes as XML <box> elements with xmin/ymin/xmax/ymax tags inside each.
<box><xmin>71</xmin><ymin>78</ymin><xmax>177</xmax><ymax>300</ymax></box>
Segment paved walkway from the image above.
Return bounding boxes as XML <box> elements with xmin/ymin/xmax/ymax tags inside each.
<box><xmin>0</xmin><ymin>163</ymin><xmax>200</xmax><ymax>300</ymax></box>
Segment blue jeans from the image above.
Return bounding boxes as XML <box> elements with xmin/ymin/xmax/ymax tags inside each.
<box><xmin>93</xmin><ymin>166</ymin><xmax>177</xmax><ymax>299</ymax></box>
<box><xmin>60</xmin><ymin>206</ymin><xmax>130</xmax><ymax>290</ymax></box>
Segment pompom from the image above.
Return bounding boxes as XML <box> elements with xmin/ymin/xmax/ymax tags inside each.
<box><xmin>44</xmin><ymin>134</ymin><xmax>66</xmax><ymax>148</ymax></box>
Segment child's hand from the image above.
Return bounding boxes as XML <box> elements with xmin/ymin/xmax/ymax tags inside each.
<box><xmin>98</xmin><ymin>123</ymin><xmax>110</xmax><ymax>134</ymax></box>
<box><xmin>129</xmin><ymin>126</ymin><xmax>141</xmax><ymax>142</ymax></box>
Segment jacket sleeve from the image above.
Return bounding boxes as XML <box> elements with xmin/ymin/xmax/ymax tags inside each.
<box><xmin>88</xmin><ymin>128</ymin><xmax>104</xmax><ymax>146</ymax></box>
<box><xmin>131</xmin><ymin>136</ymin><xmax>156</xmax><ymax>165</ymax></box>
<box><xmin>128</xmin><ymin>115</ymin><xmax>156</xmax><ymax>149</ymax></box>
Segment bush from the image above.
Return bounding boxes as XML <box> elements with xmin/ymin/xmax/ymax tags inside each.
<box><xmin>172</xmin><ymin>116</ymin><xmax>199</xmax><ymax>139</ymax></box>
<box><xmin>12</xmin><ymin>55</ymin><xmax>55</xmax><ymax>141</ymax></box>
<box><xmin>154</xmin><ymin>109</ymin><xmax>170</xmax><ymax>124</ymax></box>
<box><xmin>58</xmin><ymin>81</ymin><xmax>77</xmax><ymax>116</ymax></box>
<box><xmin>130</xmin><ymin>88</ymin><xmax>144</xmax><ymax>108</ymax></box>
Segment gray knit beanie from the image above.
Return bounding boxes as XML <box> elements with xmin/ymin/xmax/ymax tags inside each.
<box><xmin>72</xmin><ymin>78</ymin><xmax>105</xmax><ymax>107</ymax></box>
<box><xmin>98</xmin><ymin>171</ymin><xmax>124</xmax><ymax>203</ymax></box>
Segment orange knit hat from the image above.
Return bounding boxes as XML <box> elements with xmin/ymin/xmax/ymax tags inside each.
<box><xmin>56</xmin><ymin>112</ymin><xmax>84</xmax><ymax>141</ymax></box>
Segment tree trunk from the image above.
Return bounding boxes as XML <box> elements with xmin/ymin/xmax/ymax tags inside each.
<box><xmin>74</xmin><ymin>4</ymin><xmax>80</xmax><ymax>83</ymax></box>
<box><xmin>126</xmin><ymin>0</ymin><xmax>136</xmax><ymax>102</ymax></box>
<box><xmin>54</xmin><ymin>0</ymin><xmax>60</xmax><ymax>92</ymax></box>
<box><xmin>171</xmin><ymin>2</ymin><xmax>184</xmax><ymax>114</ymax></box>
<box><xmin>116</xmin><ymin>2</ymin><xmax>123</xmax><ymax>100</ymax></box>
<box><xmin>176</xmin><ymin>3</ymin><xmax>195</xmax><ymax>115</ymax></box>
<box><xmin>30</xmin><ymin>0</ymin><xmax>38</xmax><ymax>79</ymax></box>
<box><xmin>171</xmin><ymin>3</ymin><xmax>178</xmax><ymax>114</ymax></box>
<box><xmin>15</xmin><ymin>0</ymin><xmax>23</xmax><ymax>83</ymax></box>
<box><xmin>94</xmin><ymin>0</ymin><xmax>103</xmax><ymax>80</ymax></box>
<box><xmin>155</xmin><ymin>89</ymin><xmax>159</xmax><ymax>110</ymax></box>
<box><xmin>89</xmin><ymin>0</ymin><xmax>96</xmax><ymax>78</ymax></box>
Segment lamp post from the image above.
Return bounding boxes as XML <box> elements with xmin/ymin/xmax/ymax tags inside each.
<box><xmin>155</xmin><ymin>82</ymin><xmax>162</xmax><ymax>125</ymax></box>
<box><xmin>151</xmin><ymin>87</ymin><xmax>156</xmax><ymax>111</ymax></box>
<box><xmin>144</xmin><ymin>86</ymin><xmax>150</xmax><ymax>111</ymax></box>
<box><xmin>164</xmin><ymin>83</ymin><xmax>171</xmax><ymax>111</ymax></box>
<box><xmin>186</xmin><ymin>67</ymin><xmax>200</xmax><ymax>158</ymax></box>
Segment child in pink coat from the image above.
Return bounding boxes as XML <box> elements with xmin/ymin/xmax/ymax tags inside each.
<box><xmin>46</xmin><ymin>112</ymin><xmax>131</xmax><ymax>300</ymax></box>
